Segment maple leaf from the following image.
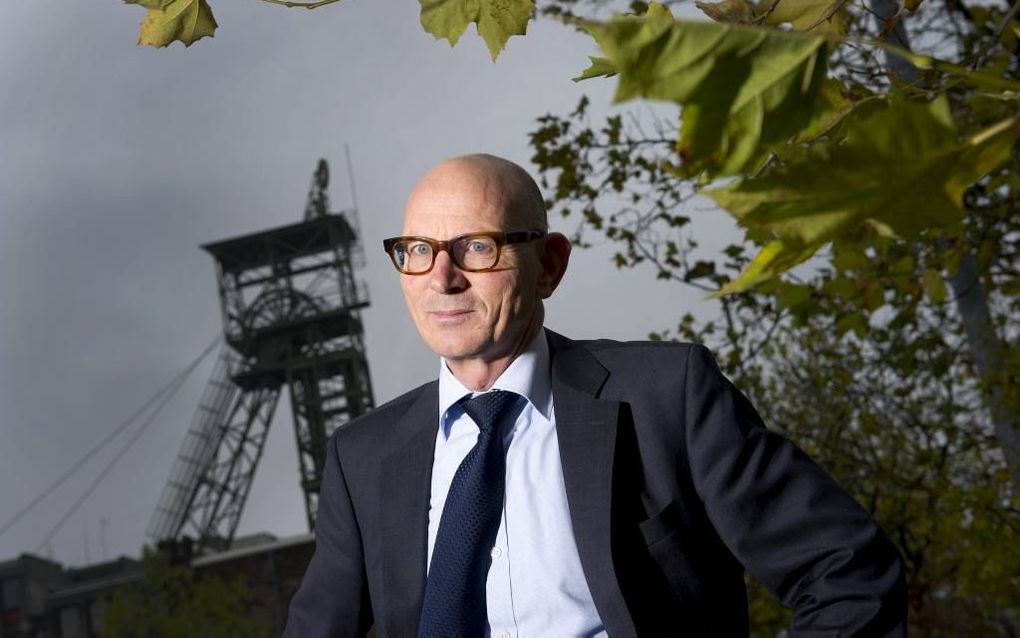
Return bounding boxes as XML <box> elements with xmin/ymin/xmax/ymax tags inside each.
<box><xmin>126</xmin><ymin>0</ymin><xmax>217</xmax><ymax>48</ymax></box>
<box><xmin>586</xmin><ymin>3</ymin><xmax>833</xmax><ymax>179</ymax></box>
<box><xmin>708</xmin><ymin>93</ymin><xmax>1020</xmax><ymax>295</ymax></box>
<box><xmin>419</xmin><ymin>0</ymin><xmax>536</xmax><ymax>60</ymax></box>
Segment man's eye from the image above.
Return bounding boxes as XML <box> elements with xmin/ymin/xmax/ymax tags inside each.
<box><xmin>468</xmin><ymin>240</ymin><xmax>492</xmax><ymax>253</ymax></box>
<box><xmin>409</xmin><ymin>243</ymin><xmax>431</xmax><ymax>255</ymax></box>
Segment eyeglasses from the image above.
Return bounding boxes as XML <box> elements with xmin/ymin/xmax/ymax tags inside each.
<box><xmin>382</xmin><ymin>230</ymin><xmax>546</xmax><ymax>275</ymax></box>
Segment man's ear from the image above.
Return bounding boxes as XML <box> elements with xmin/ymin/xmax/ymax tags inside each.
<box><xmin>536</xmin><ymin>232</ymin><xmax>571</xmax><ymax>299</ymax></box>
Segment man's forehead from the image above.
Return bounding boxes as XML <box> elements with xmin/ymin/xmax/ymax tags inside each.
<box><xmin>403</xmin><ymin>167</ymin><xmax>512</xmax><ymax>233</ymax></box>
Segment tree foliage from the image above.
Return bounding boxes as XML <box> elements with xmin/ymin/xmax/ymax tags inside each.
<box><xmin>525</xmin><ymin>1</ymin><xmax>1018</xmax><ymax>633</ymax></box>
<box><xmin>103</xmin><ymin>549</ymin><xmax>263</xmax><ymax>638</ymax></box>
<box><xmin>529</xmin><ymin>87</ymin><xmax>1018</xmax><ymax>633</ymax></box>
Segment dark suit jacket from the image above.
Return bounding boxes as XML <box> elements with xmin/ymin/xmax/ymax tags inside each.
<box><xmin>285</xmin><ymin>330</ymin><xmax>906</xmax><ymax>637</ymax></box>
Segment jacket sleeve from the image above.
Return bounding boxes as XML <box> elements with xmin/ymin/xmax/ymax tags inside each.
<box><xmin>682</xmin><ymin>344</ymin><xmax>906</xmax><ymax>636</ymax></box>
<box><xmin>284</xmin><ymin>431</ymin><xmax>373</xmax><ymax>637</ymax></box>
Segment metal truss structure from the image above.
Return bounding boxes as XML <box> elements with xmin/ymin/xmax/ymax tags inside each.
<box><xmin>148</xmin><ymin>160</ymin><xmax>375</xmax><ymax>553</ymax></box>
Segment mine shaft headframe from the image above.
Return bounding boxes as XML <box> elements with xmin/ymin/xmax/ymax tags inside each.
<box><xmin>148</xmin><ymin>157</ymin><xmax>375</xmax><ymax>554</ymax></box>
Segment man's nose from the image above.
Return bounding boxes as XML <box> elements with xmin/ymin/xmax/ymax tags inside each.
<box><xmin>428</xmin><ymin>249</ymin><xmax>468</xmax><ymax>293</ymax></box>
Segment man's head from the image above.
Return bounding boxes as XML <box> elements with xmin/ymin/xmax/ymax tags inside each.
<box><xmin>392</xmin><ymin>154</ymin><xmax>570</xmax><ymax>387</ymax></box>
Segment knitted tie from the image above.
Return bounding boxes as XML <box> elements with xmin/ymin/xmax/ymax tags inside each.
<box><xmin>418</xmin><ymin>389</ymin><xmax>523</xmax><ymax>638</ymax></box>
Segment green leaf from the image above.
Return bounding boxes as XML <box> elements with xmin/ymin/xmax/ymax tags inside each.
<box><xmin>790</xmin><ymin>77</ymin><xmax>857</xmax><ymax>143</ymax></box>
<box><xmin>922</xmin><ymin>269</ymin><xmax>947</xmax><ymax>304</ymax></box>
<box><xmin>707</xmin><ymin>93</ymin><xmax>1020</xmax><ymax>293</ymax></box>
<box><xmin>685</xmin><ymin>260</ymin><xmax>716</xmax><ymax>281</ymax></box>
<box><xmin>759</xmin><ymin>0</ymin><xmax>846</xmax><ymax>35</ymax></box>
<box><xmin>587</xmin><ymin>3</ymin><xmax>832</xmax><ymax>178</ymax></box>
<box><xmin>127</xmin><ymin>0</ymin><xmax>217</xmax><ymax>48</ymax></box>
<box><xmin>775</xmin><ymin>281</ymin><xmax>812</xmax><ymax>307</ymax></box>
<box><xmin>574</xmin><ymin>56</ymin><xmax>617</xmax><ymax>82</ymax></box>
<box><xmin>832</xmin><ymin>241</ymin><xmax>870</xmax><ymax>271</ymax></box>
<box><xmin>695</xmin><ymin>0</ymin><xmax>754</xmax><ymax>23</ymax></box>
<box><xmin>824</xmin><ymin>276</ymin><xmax>857</xmax><ymax>299</ymax></box>
<box><xmin>711</xmin><ymin>239</ymin><xmax>816</xmax><ymax>296</ymax></box>
<box><xmin>835</xmin><ymin>312</ymin><xmax>867</xmax><ymax>337</ymax></box>
<box><xmin>862</xmin><ymin>280</ymin><xmax>885</xmax><ymax>311</ymax></box>
<box><xmin>419</xmin><ymin>0</ymin><xmax>535</xmax><ymax>60</ymax></box>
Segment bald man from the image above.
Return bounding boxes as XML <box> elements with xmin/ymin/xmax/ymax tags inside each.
<box><xmin>284</xmin><ymin>155</ymin><xmax>906</xmax><ymax>637</ymax></box>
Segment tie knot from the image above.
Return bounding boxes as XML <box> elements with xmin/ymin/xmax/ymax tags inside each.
<box><xmin>460</xmin><ymin>389</ymin><xmax>522</xmax><ymax>436</ymax></box>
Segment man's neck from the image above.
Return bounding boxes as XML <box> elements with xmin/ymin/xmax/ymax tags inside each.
<box><xmin>444</xmin><ymin>358</ymin><xmax>511</xmax><ymax>392</ymax></box>
<box><xmin>445</xmin><ymin>313</ymin><xmax>544</xmax><ymax>391</ymax></box>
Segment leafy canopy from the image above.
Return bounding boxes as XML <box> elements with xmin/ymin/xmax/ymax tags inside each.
<box><xmin>577</xmin><ymin>2</ymin><xmax>1020</xmax><ymax>293</ymax></box>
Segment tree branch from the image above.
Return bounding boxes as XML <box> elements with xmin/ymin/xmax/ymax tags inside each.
<box><xmin>256</xmin><ymin>0</ymin><xmax>345</xmax><ymax>8</ymax></box>
<box><xmin>996</xmin><ymin>0</ymin><xmax>1020</xmax><ymax>39</ymax></box>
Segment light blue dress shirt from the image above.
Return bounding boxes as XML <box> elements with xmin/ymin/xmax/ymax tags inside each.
<box><xmin>428</xmin><ymin>330</ymin><xmax>607</xmax><ymax>637</ymax></box>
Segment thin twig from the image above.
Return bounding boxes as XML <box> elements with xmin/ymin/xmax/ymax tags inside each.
<box><xmin>256</xmin><ymin>0</ymin><xmax>345</xmax><ymax>8</ymax></box>
<box><xmin>995</xmin><ymin>0</ymin><xmax>1020</xmax><ymax>39</ymax></box>
<box><xmin>837</xmin><ymin>34</ymin><xmax>1020</xmax><ymax>91</ymax></box>
<box><xmin>876</xmin><ymin>4</ymin><xmax>905</xmax><ymax>42</ymax></box>
<box><xmin>805</xmin><ymin>0</ymin><xmax>852</xmax><ymax>32</ymax></box>
<box><xmin>746</xmin><ymin>307</ymin><xmax>788</xmax><ymax>360</ymax></box>
<box><xmin>964</xmin><ymin>0</ymin><xmax>1020</xmax><ymax>69</ymax></box>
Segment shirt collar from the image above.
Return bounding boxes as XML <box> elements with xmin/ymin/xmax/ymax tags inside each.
<box><xmin>437</xmin><ymin>329</ymin><xmax>552</xmax><ymax>437</ymax></box>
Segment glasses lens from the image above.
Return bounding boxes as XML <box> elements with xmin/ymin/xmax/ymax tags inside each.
<box><xmin>453</xmin><ymin>235</ymin><xmax>499</xmax><ymax>271</ymax></box>
<box><xmin>392</xmin><ymin>239</ymin><xmax>434</xmax><ymax>273</ymax></box>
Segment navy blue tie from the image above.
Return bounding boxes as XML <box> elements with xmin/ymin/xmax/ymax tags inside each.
<box><xmin>418</xmin><ymin>389</ymin><xmax>523</xmax><ymax>637</ymax></box>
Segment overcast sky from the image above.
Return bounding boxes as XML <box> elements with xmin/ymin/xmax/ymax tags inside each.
<box><xmin>0</xmin><ymin>1</ymin><xmax>731</xmax><ymax>567</ymax></box>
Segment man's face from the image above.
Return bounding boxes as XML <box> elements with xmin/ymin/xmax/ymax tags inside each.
<box><xmin>399</xmin><ymin>164</ymin><xmax>544</xmax><ymax>365</ymax></box>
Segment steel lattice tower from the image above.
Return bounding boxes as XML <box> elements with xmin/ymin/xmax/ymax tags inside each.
<box><xmin>148</xmin><ymin>160</ymin><xmax>375</xmax><ymax>554</ymax></box>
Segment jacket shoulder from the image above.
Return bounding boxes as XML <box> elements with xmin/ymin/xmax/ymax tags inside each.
<box><xmin>330</xmin><ymin>380</ymin><xmax>435</xmax><ymax>446</ymax></box>
<box><xmin>560</xmin><ymin>334</ymin><xmax>711</xmax><ymax>371</ymax></box>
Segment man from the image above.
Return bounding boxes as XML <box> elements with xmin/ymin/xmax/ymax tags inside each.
<box><xmin>285</xmin><ymin>154</ymin><xmax>906</xmax><ymax>637</ymax></box>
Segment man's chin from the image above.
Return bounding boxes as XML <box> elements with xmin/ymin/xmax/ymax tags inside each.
<box><xmin>434</xmin><ymin>346</ymin><xmax>484</xmax><ymax>362</ymax></box>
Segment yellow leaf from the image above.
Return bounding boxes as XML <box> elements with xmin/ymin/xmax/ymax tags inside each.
<box><xmin>922</xmin><ymin>269</ymin><xmax>947</xmax><ymax>304</ymax></box>
<box><xmin>711</xmin><ymin>239</ymin><xmax>816</xmax><ymax>296</ymax></box>
<box><xmin>130</xmin><ymin>0</ymin><xmax>217</xmax><ymax>48</ymax></box>
<box><xmin>758</xmin><ymin>0</ymin><xmax>847</xmax><ymax>35</ymax></box>
<box><xmin>574</xmin><ymin>56</ymin><xmax>617</xmax><ymax>82</ymax></box>
<box><xmin>419</xmin><ymin>0</ymin><xmax>535</xmax><ymax>60</ymax></box>
<box><xmin>695</xmin><ymin>0</ymin><xmax>754</xmax><ymax>23</ymax></box>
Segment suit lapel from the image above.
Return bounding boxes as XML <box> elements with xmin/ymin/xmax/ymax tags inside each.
<box><xmin>379</xmin><ymin>384</ymin><xmax>438</xmax><ymax>636</ymax></box>
<box><xmin>548</xmin><ymin>331</ymin><xmax>637</xmax><ymax>636</ymax></box>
